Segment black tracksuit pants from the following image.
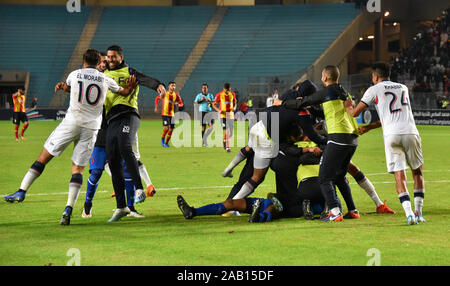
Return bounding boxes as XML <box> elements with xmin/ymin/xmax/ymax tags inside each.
<box><xmin>318</xmin><ymin>142</ymin><xmax>357</xmax><ymax>211</ymax></box>
<box><xmin>106</xmin><ymin>113</ymin><xmax>143</xmax><ymax>208</ymax></box>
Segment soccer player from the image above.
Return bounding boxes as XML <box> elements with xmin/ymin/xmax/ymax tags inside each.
<box><xmin>194</xmin><ymin>83</ymin><xmax>215</xmax><ymax>146</ymax></box>
<box><xmin>108</xmin><ymin>134</ymin><xmax>157</xmax><ymax>198</ymax></box>
<box><xmin>212</xmin><ymin>83</ymin><xmax>237</xmax><ymax>152</ymax></box>
<box><xmin>177</xmin><ymin>135</ymin><xmax>328</xmax><ymax>222</ymax></box>
<box><xmin>4</xmin><ymin>49</ymin><xmax>138</xmax><ymax>226</ymax></box>
<box><xmin>97</xmin><ymin>51</ymin><xmax>107</xmax><ymax>72</ymax></box>
<box><xmin>104</xmin><ymin>45</ymin><xmax>165</xmax><ymax>222</ymax></box>
<box><xmin>154</xmin><ymin>81</ymin><xmax>184</xmax><ymax>147</ymax></box>
<box><xmin>221</xmin><ymin>80</ymin><xmax>327</xmax><ymax>203</ymax></box>
<box><xmin>344</xmin><ymin>62</ymin><xmax>426</xmax><ymax>225</ymax></box>
<box><xmin>12</xmin><ymin>88</ymin><xmax>29</xmax><ymax>141</ymax></box>
<box><xmin>177</xmin><ymin>194</ymin><xmax>278</xmax><ymax>222</ymax></box>
<box><xmin>82</xmin><ymin>121</ymin><xmax>152</xmax><ymax>219</ymax></box>
<box><xmin>275</xmin><ymin>66</ymin><xmax>359</xmax><ymax>222</ymax></box>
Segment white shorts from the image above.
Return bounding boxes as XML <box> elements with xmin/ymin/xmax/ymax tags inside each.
<box><xmin>384</xmin><ymin>134</ymin><xmax>424</xmax><ymax>173</ymax></box>
<box><xmin>44</xmin><ymin>119</ymin><xmax>98</xmax><ymax>167</ymax></box>
<box><xmin>248</xmin><ymin>121</ymin><xmax>279</xmax><ymax>168</ymax></box>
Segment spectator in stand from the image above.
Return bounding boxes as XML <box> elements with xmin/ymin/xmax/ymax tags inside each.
<box><xmin>238</xmin><ymin>100</ymin><xmax>249</xmax><ymax>115</ymax></box>
<box><xmin>266</xmin><ymin>94</ymin><xmax>274</xmax><ymax>108</ymax></box>
<box><xmin>31</xmin><ymin>97</ymin><xmax>37</xmax><ymax>109</ymax></box>
<box><xmin>273</xmin><ymin>89</ymin><xmax>279</xmax><ymax>100</ymax></box>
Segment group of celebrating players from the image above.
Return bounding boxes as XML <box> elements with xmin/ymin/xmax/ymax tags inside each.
<box><xmin>4</xmin><ymin>46</ymin><xmax>426</xmax><ymax>226</ymax></box>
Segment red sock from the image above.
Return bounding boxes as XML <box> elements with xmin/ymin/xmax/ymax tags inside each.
<box><xmin>223</xmin><ymin>133</ymin><xmax>229</xmax><ymax>148</ymax></box>
<box><xmin>14</xmin><ymin>125</ymin><xmax>19</xmax><ymax>139</ymax></box>
<box><xmin>162</xmin><ymin>127</ymin><xmax>168</xmax><ymax>139</ymax></box>
<box><xmin>165</xmin><ymin>130</ymin><xmax>173</xmax><ymax>144</ymax></box>
<box><xmin>21</xmin><ymin>122</ymin><xmax>29</xmax><ymax>137</ymax></box>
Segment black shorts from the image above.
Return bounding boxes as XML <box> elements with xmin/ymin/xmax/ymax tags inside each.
<box><xmin>200</xmin><ymin>112</ymin><xmax>215</xmax><ymax>126</ymax></box>
<box><xmin>221</xmin><ymin>118</ymin><xmax>234</xmax><ymax>130</ymax></box>
<box><xmin>13</xmin><ymin>112</ymin><xmax>28</xmax><ymax>125</ymax></box>
<box><xmin>162</xmin><ymin>116</ymin><xmax>175</xmax><ymax>128</ymax></box>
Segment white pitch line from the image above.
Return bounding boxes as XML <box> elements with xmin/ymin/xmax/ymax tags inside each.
<box><xmin>2</xmin><ymin>180</ymin><xmax>450</xmax><ymax>198</ymax></box>
<box><xmin>365</xmin><ymin>169</ymin><xmax>450</xmax><ymax>176</ymax></box>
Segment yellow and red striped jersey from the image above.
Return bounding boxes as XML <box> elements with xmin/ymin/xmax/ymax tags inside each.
<box><xmin>214</xmin><ymin>90</ymin><xmax>236</xmax><ymax>119</ymax></box>
<box><xmin>155</xmin><ymin>91</ymin><xmax>184</xmax><ymax>117</ymax></box>
<box><xmin>12</xmin><ymin>93</ymin><xmax>26</xmax><ymax>112</ymax></box>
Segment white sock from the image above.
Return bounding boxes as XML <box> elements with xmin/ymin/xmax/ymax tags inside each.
<box><xmin>358</xmin><ymin>177</ymin><xmax>383</xmax><ymax>207</ymax></box>
<box><xmin>414</xmin><ymin>189</ymin><xmax>425</xmax><ymax>214</ymax></box>
<box><xmin>104</xmin><ymin>163</ymin><xmax>111</xmax><ymax>176</ymax></box>
<box><xmin>223</xmin><ymin>151</ymin><xmax>246</xmax><ymax>175</ymax></box>
<box><xmin>20</xmin><ymin>169</ymin><xmax>42</xmax><ymax>191</ymax></box>
<box><xmin>139</xmin><ymin>164</ymin><xmax>152</xmax><ymax>187</ymax></box>
<box><xmin>398</xmin><ymin>192</ymin><xmax>414</xmax><ymax>217</ymax></box>
<box><xmin>66</xmin><ymin>183</ymin><xmax>81</xmax><ymax>208</ymax></box>
<box><xmin>331</xmin><ymin>207</ymin><xmax>341</xmax><ymax>216</ymax></box>
<box><xmin>232</xmin><ymin>182</ymin><xmax>254</xmax><ymax>199</ymax></box>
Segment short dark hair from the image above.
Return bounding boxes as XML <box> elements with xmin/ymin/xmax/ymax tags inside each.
<box><xmin>83</xmin><ymin>49</ymin><xmax>100</xmax><ymax>66</ymax></box>
<box><xmin>323</xmin><ymin>65</ymin><xmax>340</xmax><ymax>82</ymax></box>
<box><xmin>372</xmin><ymin>62</ymin><xmax>391</xmax><ymax>78</ymax></box>
<box><xmin>169</xmin><ymin>81</ymin><xmax>176</xmax><ymax>85</ymax></box>
<box><xmin>99</xmin><ymin>51</ymin><xmax>107</xmax><ymax>57</ymax></box>
<box><xmin>224</xmin><ymin>83</ymin><xmax>231</xmax><ymax>90</ymax></box>
<box><xmin>107</xmin><ymin>45</ymin><xmax>123</xmax><ymax>56</ymax></box>
<box><xmin>202</xmin><ymin>83</ymin><xmax>208</xmax><ymax>87</ymax></box>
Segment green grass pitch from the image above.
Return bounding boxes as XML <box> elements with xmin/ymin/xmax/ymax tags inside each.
<box><xmin>0</xmin><ymin>120</ymin><xmax>449</xmax><ymax>266</ymax></box>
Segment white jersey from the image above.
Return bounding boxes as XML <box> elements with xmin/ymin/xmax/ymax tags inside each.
<box><xmin>65</xmin><ymin>67</ymin><xmax>120</xmax><ymax>129</ymax></box>
<box><xmin>361</xmin><ymin>80</ymin><xmax>419</xmax><ymax>137</ymax></box>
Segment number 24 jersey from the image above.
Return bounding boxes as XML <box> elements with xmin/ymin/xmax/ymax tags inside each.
<box><xmin>361</xmin><ymin>80</ymin><xmax>419</xmax><ymax>137</ymax></box>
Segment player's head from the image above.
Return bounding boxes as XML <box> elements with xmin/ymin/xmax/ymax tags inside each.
<box><xmin>224</xmin><ymin>82</ymin><xmax>231</xmax><ymax>91</ymax></box>
<box><xmin>107</xmin><ymin>45</ymin><xmax>124</xmax><ymax>69</ymax></box>
<box><xmin>97</xmin><ymin>51</ymin><xmax>107</xmax><ymax>72</ymax></box>
<box><xmin>201</xmin><ymin>83</ymin><xmax>208</xmax><ymax>94</ymax></box>
<box><xmin>371</xmin><ymin>62</ymin><xmax>391</xmax><ymax>84</ymax></box>
<box><xmin>17</xmin><ymin>88</ymin><xmax>24</xmax><ymax>95</ymax></box>
<box><xmin>286</xmin><ymin>123</ymin><xmax>303</xmax><ymax>143</ymax></box>
<box><xmin>168</xmin><ymin>81</ymin><xmax>176</xmax><ymax>91</ymax></box>
<box><xmin>82</xmin><ymin>49</ymin><xmax>100</xmax><ymax>68</ymax></box>
<box><xmin>321</xmin><ymin>65</ymin><xmax>340</xmax><ymax>86</ymax></box>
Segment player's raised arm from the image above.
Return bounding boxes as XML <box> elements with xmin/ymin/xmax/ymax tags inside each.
<box><xmin>55</xmin><ymin>82</ymin><xmax>70</xmax><ymax>93</ymax></box>
<box><xmin>128</xmin><ymin>67</ymin><xmax>164</xmax><ymax>94</ymax></box>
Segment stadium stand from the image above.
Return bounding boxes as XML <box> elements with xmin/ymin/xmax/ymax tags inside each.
<box><xmin>0</xmin><ymin>5</ymin><xmax>92</xmax><ymax>106</ymax></box>
<box><xmin>390</xmin><ymin>8</ymin><xmax>449</xmax><ymax>93</ymax></box>
<box><xmin>89</xmin><ymin>5</ymin><xmax>216</xmax><ymax>108</ymax></box>
<box><xmin>181</xmin><ymin>4</ymin><xmax>360</xmax><ymax>105</ymax></box>
<box><xmin>0</xmin><ymin>3</ymin><xmax>360</xmax><ymax>108</ymax></box>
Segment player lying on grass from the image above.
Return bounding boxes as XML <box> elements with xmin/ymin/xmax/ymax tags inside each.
<box><xmin>177</xmin><ymin>134</ymin><xmax>330</xmax><ymax>222</ymax></box>
<box><xmin>3</xmin><ymin>49</ymin><xmax>138</xmax><ymax>226</ymax></box>
<box><xmin>222</xmin><ymin>124</ymin><xmax>394</xmax><ymax>217</ymax></box>
<box><xmin>219</xmin><ymin>80</ymin><xmax>327</xmax><ymax>204</ymax></box>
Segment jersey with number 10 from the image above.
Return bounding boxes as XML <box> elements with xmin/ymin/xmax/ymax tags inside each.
<box><xmin>361</xmin><ymin>80</ymin><xmax>418</xmax><ymax>137</ymax></box>
<box><xmin>65</xmin><ymin>67</ymin><xmax>120</xmax><ymax>129</ymax></box>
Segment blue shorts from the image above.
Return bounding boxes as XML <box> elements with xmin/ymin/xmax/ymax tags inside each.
<box><xmin>89</xmin><ymin>146</ymin><xmax>107</xmax><ymax>171</ymax></box>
